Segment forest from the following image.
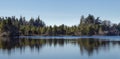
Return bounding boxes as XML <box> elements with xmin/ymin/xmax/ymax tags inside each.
<box><xmin>0</xmin><ymin>14</ymin><xmax>120</xmax><ymax>36</ymax></box>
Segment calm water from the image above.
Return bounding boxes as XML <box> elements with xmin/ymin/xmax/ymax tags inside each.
<box><xmin>0</xmin><ymin>36</ymin><xmax>120</xmax><ymax>59</ymax></box>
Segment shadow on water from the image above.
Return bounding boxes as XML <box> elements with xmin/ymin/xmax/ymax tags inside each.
<box><xmin>0</xmin><ymin>37</ymin><xmax>120</xmax><ymax>56</ymax></box>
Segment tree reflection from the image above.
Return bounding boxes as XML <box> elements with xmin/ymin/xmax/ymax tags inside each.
<box><xmin>77</xmin><ymin>38</ymin><xmax>111</xmax><ymax>56</ymax></box>
<box><xmin>0</xmin><ymin>37</ymin><xmax>120</xmax><ymax>56</ymax></box>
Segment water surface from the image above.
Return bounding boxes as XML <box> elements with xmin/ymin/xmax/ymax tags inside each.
<box><xmin>0</xmin><ymin>36</ymin><xmax>120</xmax><ymax>59</ymax></box>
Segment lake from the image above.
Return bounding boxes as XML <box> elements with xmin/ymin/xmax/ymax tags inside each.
<box><xmin>0</xmin><ymin>36</ymin><xmax>120</xmax><ymax>59</ymax></box>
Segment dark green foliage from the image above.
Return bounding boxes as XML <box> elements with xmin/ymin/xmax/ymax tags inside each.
<box><xmin>0</xmin><ymin>16</ymin><xmax>46</xmax><ymax>36</ymax></box>
<box><xmin>79</xmin><ymin>14</ymin><xmax>120</xmax><ymax>35</ymax></box>
<box><xmin>0</xmin><ymin>14</ymin><xmax>120</xmax><ymax>36</ymax></box>
<box><xmin>0</xmin><ymin>17</ymin><xmax>19</xmax><ymax>37</ymax></box>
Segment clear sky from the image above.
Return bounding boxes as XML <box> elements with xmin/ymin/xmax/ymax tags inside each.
<box><xmin>0</xmin><ymin>0</ymin><xmax>120</xmax><ymax>26</ymax></box>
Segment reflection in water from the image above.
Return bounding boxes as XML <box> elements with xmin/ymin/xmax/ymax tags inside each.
<box><xmin>0</xmin><ymin>37</ymin><xmax>120</xmax><ymax>56</ymax></box>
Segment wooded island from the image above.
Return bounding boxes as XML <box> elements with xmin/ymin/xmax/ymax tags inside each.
<box><xmin>0</xmin><ymin>14</ymin><xmax>119</xmax><ymax>37</ymax></box>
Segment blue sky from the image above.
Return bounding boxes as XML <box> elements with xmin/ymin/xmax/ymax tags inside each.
<box><xmin>0</xmin><ymin>0</ymin><xmax>120</xmax><ymax>26</ymax></box>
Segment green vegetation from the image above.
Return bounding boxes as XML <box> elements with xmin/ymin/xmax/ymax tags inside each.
<box><xmin>0</xmin><ymin>14</ymin><xmax>120</xmax><ymax>36</ymax></box>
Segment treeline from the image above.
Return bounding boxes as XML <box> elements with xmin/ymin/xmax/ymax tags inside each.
<box><xmin>0</xmin><ymin>14</ymin><xmax>120</xmax><ymax>36</ymax></box>
<box><xmin>79</xmin><ymin>14</ymin><xmax>120</xmax><ymax>35</ymax></box>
